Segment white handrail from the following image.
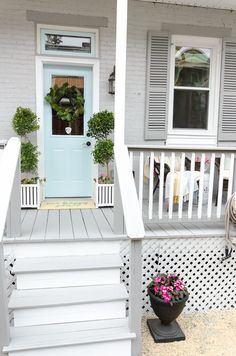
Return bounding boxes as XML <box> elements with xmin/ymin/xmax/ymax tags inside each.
<box><xmin>0</xmin><ymin>137</ymin><xmax>21</xmax><ymax>241</ymax></box>
<box><xmin>0</xmin><ymin>137</ymin><xmax>21</xmax><ymax>355</ymax></box>
<box><xmin>128</xmin><ymin>145</ymin><xmax>236</xmax><ymax>153</ymax></box>
<box><xmin>115</xmin><ymin>145</ymin><xmax>145</xmax><ymax>239</ymax></box>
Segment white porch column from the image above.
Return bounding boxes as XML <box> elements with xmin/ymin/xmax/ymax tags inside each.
<box><xmin>113</xmin><ymin>0</ymin><xmax>129</xmax><ymax>234</ymax></box>
<box><xmin>114</xmin><ymin>0</ymin><xmax>128</xmax><ymax>147</ymax></box>
<box><xmin>114</xmin><ymin>2</ymin><xmax>142</xmax><ymax>356</ymax></box>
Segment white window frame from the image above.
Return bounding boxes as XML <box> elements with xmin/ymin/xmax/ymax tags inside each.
<box><xmin>167</xmin><ymin>35</ymin><xmax>222</xmax><ymax>147</ymax></box>
<box><xmin>37</xmin><ymin>24</ymin><xmax>99</xmax><ymax>58</ymax></box>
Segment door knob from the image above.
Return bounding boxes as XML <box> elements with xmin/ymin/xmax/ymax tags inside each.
<box><xmin>86</xmin><ymin>141</ymin><xmax>91</xmax><ymax>146</ymax></box>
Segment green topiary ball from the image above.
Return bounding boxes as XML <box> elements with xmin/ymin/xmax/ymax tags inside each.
<box><xmin>12</xmin><ymin>107</ymin><xmax>39</xmax><ymax>137</ymax></box>
<box><xmin>87</xmin><ymin>111</ymin><xmax>114</xmax><ymax>140</ymax></box>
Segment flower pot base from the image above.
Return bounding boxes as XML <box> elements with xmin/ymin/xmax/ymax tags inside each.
<box><xmin>147</xmin><ymin>318</ymin><xmax>186</xmax><ymax>343</ymax></box>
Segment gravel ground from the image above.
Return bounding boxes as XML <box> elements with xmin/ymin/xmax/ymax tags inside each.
<box><xmin>142</xmin><ymin>309</ymin><xmax>236</xmax><ymax>356</ymax></box>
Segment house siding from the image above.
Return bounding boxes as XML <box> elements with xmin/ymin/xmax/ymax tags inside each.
<box><xmin>0</xmin><ymin>0</ymin><xmax>236</xmax><ymax>144</ymax></box>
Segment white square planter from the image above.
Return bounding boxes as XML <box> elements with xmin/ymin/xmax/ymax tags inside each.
<box><xmin>21</xmin><ymin>181</ymin><xmax>40</xmax><ymax>208</ymax></box>
<box><xmin>94</xmin><ymin>183</ymin><xmax>114</xmax><ymax>208</ymax></box>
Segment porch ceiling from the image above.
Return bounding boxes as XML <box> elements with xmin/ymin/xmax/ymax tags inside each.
<box><xmin>135</xmin><ymin>0</ymin><xmax>236</xmax><ymax>11</ymax></box>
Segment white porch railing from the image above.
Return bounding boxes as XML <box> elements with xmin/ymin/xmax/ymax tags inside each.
<box><xmin>114</xmin><ymin>145</ymin><xmax>145</xmax><ymax>356</ymax></box>
<box><xmin>0</xmin><ymin>138</ymin><xmax>21</xmax><ymax>356</ymax></box>
<box><xmin>128</xmin><ymin>145</ymin><xmax>236</xmax><ymax>222</ymax></box>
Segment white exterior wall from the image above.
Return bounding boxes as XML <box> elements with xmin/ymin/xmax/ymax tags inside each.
<box><xmin>0</xmin><ymin>0</ymin><xmax>236</xmax><ymax>144</ymax></box>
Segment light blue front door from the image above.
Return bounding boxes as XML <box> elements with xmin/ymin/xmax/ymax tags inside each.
<box><xmin>44</xmin><ymin>65</ymin><xmax>93</xmax><ymax>197</ymax></box>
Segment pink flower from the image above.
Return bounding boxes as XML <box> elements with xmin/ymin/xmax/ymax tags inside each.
<box><xmin>154</xmin><ymin>276</ymin><xmax>161</xmax><ymax>283</ymax></box>
<box><xmin>153</xmin><ymin>285</ymin><xmax>159</xmax><ymax>294</ymax></box>
<box><xmin>168</xmin><ymin>274</ymin><xmax>176</xmax><ymax>279</ymax></box>
<box><xmin>163</xmin><ymin>292</ymin><xmax>172</xmax><ymax>303</ymax></box>
<box><xmin>168</xmin><ymin>286</ymin><xmax>173</xmax><ymax>291</ymax></box>
<box><xmin>174</xmin><ymin>280</ymin><xmax>184</xmax><ymax>291</ymax></box>
<box><xmin>160</xmin><ymin>285</ymin><xmax>168</xmax><ymax>292</ymax></box>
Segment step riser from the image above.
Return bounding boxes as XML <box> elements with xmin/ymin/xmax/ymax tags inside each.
<box><xmin>16</xmin><ymin>269</ymin><xmax>121</xmax><ymax>289</ymax></box>
<box><xmin>8</xmin><ymin>339</ymin><xmax>132</xmax><ymax>356</ymax></box>
<box><xmin>13</xmin><ymin>301</ymin><xmax>126</xmax><ymax>327</ymax></box>
<box><xmin>4</xmin><ymin>241</ymin><xmax>121</xmax><ymax>258</ymax></box>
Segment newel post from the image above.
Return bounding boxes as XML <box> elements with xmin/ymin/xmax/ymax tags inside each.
<box><xmin>6</xmin><ymin>156</ymin><xmax>21</xmax><ymax>238</ymax></box>
<box><xmin>0</xmin><ymin>244</ymin><xmax>10</xmax><ymax>355</ymax></box>
<box><xmin>129</xmin><ymin>238</ymin><xmax>143</xmax><ymax>356</ymax></box>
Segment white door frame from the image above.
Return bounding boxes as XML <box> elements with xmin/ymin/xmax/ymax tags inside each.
<box><xmin>35</xmin><ymin>56</ymin><xmax>99</xmax><ymax>199</ymax></box>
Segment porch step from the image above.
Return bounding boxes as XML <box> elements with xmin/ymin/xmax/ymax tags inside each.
<box><xmin>3</xmin><ymin>318</ymin><xmax>135</xmax><ymax>356</ymax></box>
<box><xmin>13</xmin><ymin>254</ymin><xmax>122</xmax><ymax>289</ymax></box>
<box><xmin>9</xmin><ymin>284</ymin><xmax>128</xmax><ymax>327</ymax></box>
<box><xmin>3</xmin><ymin>240</ymin><xmax>121</xmax><ymax>258</ymax></box>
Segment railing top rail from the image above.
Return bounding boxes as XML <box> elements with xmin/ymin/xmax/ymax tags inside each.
<box><xmin>115</xmin><ymin>145</ymin><xmax>145</xmax><ymax>239</ymax></box>
<box><xmin>128</xmin><ymin>145</ymin><xmax>236</xmax><ymax>153</ymax></box>
<box><xmin>0</xmin><ymin>137</ymin><xmax>21</xmax><ymax>242</ymax></box>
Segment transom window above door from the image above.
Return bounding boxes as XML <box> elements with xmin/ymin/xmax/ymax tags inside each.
<box><xmin>168</xmin><ymin>35</ymin><xmax>222</xmax><ymax>140</ymax></box>
<box><xmin>37</xmin><ymin>25</ymin><xmax>98</xmax><ymax>57</ymax></box>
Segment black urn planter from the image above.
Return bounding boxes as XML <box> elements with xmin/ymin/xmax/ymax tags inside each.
<box><xmin>147</xmin><ymin>289</ymin><xmax>189</xmax><ymax>343</ymax></box>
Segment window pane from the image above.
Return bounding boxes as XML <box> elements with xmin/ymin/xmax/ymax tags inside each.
<box><xmin>44</xmin><ymin>33</ymin><xmax>91</xmax><ymax>54</ymax></box>
<box><xmin>173</xmin><ymin>89</ymin><xmax>209</xmax><ymax>129</ymax></box>
<box><xmin>175</xmin><ymin>47</ymin><xmax>210</xmax><ymax>87</ymax></box>
<box><xmin>51</xmin><ymin>76</ymin><xmax>84</xmax><ymax>136</ymax></box>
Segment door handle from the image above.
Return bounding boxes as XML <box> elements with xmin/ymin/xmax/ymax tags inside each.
<box><xmin>86</xmin><ymin>141</ymin><xmax>91</xmax><ymax>147</ymax></box>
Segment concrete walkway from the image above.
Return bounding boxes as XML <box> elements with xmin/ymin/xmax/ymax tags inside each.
<box><xmin>142</xmin><ymin>309</ymin><xmax>236</xmax><ymax>356</ymax></box>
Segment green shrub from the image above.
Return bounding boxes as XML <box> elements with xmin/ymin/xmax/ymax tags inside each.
<box><xmin>87</xmin><ymin>111</ymin><xmax>114</xmax><ymax>139</ymax></box>
<box><xmin>12</xmin><ymin>107</ymin><xmax>39</xmax><ymax>137</ymax></box>
<box><xmin>92</xmin><ymin>139</ymin><xmax>114</xmax><ymax>177</ymax></box>
<box><xmin>21</xmin><ymin>141</ymin><xmax>39</xmax><ymax>175</ymax></box>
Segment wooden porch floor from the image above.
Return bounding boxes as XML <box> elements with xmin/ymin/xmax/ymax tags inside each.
<box><xmin>3</xmin><ymin>206</ymin><xmax>235</xmax><ymax>243</ymax></box>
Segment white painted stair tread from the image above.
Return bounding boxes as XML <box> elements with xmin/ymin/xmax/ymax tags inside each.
<box><xmin>13</xmin><ymin>254</ymin><xmax>123</xmax><ymax>273</ymax></box>
<box><xmin>3</xmin><ymin>318</ymin><xmax>135</xmax><ymax>352</ymax></box>
<box><xmin>9</xmin><ymin>284</ymin><xmax>128</xmax><ymax>309</ymax></box>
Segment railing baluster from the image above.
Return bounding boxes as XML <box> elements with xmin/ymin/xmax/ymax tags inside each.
<box><xmin>197</xmin><ymin>153</ymin><xmax>205</xmax><ymax>219</ymax></box>
<box><xmin>178</xmin><ymin>153</ymin><xmax>185</xmax><ymax>219</ymax></box>
<box><xmin>158</xmin><ymin>152</ymin><xmax>165</xmax><ymax>219</ymax></box>
<box><xmin>127</xmin><ymin>146</ymin><xmax>236</xmax><ymax>223</ymax></box>
<box><xmin>207</xmin><ymin>153</ymin><xmax>215</xmax><ymax>219</ymax></box>
<box><xmin>138</xmin><ymin>152</ymin><xmax>144</xmax><ymax>212</ymax></box>
<box><xmin>217</xmin><ymin>153</ymin><xmax>225</xmax><ymax>218</ymax></box>
<box><xmin>227</xmin><ymin>153</ymin><xmax>234</xmax><ymax>200</ymax></box>
<box><xmin>188</xmin><ymin>152</ymin><xmax>195</xmax><ymax>219</ymax></box>
<box><xmin>148</xmin><ymin>152</ymin><xmax>154</xmax><ymax>219</ymax></box>
<box><xmin>168</xmin><ymin>152</ymin><xmax>175</xmax><ymax>219</ymax></box>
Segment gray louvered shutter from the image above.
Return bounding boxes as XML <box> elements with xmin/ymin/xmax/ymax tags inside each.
<box><xmin>218</xmin><ymin>38</ymin><xmax>236</xmax><ymax>142</ymax></box>
<box><xmin>145</xmin><ymin>31</ymin><xmax>170</xmax><ymax>140</ymax></box>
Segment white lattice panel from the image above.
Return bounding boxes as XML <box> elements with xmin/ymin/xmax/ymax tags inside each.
<box><xmin>120</xmin><ymin>237</ymin><xmax>236</xmax><ymax>314</ymax></box>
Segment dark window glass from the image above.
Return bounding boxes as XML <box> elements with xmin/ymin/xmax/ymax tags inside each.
<box><xmin>45</xmin><ymin>33</ymin><xmax>91</xmax><ymax>54</ymax></box>
<box><xmin>173</xmin><ymin>89</ymin><xmax>209</xmax><ymax>129</ymax></box>
<box><xmin>51</xmin><ymin>76</ymin><xmax>84</xmax><ymax>136</ymax></box>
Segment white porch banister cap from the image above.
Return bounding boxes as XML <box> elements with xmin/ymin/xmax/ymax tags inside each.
<box><xmin>135</xmin><ymin>0</ymin><xmax>236</xmax><ymax>10</ymax></box>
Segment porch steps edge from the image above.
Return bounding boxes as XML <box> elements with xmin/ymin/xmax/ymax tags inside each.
<box><xmin>13</xmin><ymin>254</ymin><xmax>123</xmax><ymax>273</ymax></box>
<box><xmin>3</xmin><ymin>318</ymin><xmax>135</xmax><ymax>353</ymax></box>
<box><xmin>9</xmin><ymin>284</ymin><xmax>128</xmax><ymax>309</ymax></box>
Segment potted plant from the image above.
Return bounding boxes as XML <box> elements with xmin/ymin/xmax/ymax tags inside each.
<box><xmin>147</xmin><ymin>273</ymin><xmax>189</xmax><ymax>343</ymax></box>
<box><xmin>87</xmin><ymin>110</ymin><xmax>114</xmax><ymax>207</ymax></box>
<box><xmin>12</xmin><ymin>107</ymin><xmax>41</xmax><ymax>208</ymax></box>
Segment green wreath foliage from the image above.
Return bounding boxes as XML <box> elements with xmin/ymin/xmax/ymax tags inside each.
<box><xmin>45</xmin><ymin>83</ymin><xmax>84</xmax><ymax>122</ymax></box>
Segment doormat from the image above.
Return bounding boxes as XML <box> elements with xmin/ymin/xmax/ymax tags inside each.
<box><xmin>39</xmin><ymin>199</ymin><xmax>96</xmax><ymax>210</ymax></box>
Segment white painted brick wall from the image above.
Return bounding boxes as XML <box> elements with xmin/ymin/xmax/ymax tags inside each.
<box><xmin>0</xmin><ymin>0</ymin><xmax>236</xmax><ymax>144</ymax></box>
